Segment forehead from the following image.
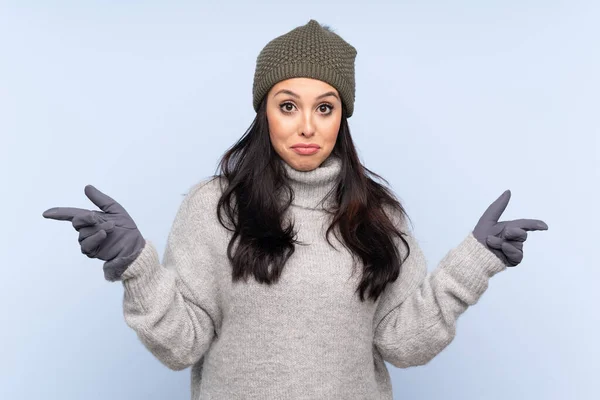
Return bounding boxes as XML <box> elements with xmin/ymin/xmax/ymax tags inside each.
<box><xmin>269</xmin><ymin>77</ymin><xmax>338</xmax><ymax>95</ymax></box>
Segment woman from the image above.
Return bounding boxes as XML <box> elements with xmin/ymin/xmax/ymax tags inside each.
<box><xmin>42</xmin><ymin>19</ymin><xmax>548</xmax><ymax>400</ymax></box>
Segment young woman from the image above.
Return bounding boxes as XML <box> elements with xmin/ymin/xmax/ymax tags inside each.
<box><xmin>42</xmin><ymin>19</ymin><xmax>548</xmax><ymax>400</ymax></box>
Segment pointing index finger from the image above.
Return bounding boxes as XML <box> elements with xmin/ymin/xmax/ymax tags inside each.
<box><xmin>508</xmin><ymin>218</ymin><xmax>549</xmax><ymax>231</ymax></box>
<box><xmin>42</xmin><ymin>207</ymin><xmax>90</xmax><ymax>221</ymax></box>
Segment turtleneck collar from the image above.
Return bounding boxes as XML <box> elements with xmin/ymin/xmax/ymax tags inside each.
<box><xmin>280</xmin><ymin>154</ymin><xmax>342</xmax><ymax>210</ymax></box>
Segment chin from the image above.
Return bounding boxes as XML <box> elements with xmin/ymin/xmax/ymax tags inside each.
<box><xmin>296</xmin><ymin>164</ymin><xmax>317</xmax><ymax>172</ymax></box>
<box><xmin>280</xmin><ymin>155</ymin><xmax>313</xmax><ymax>171</ymax></box>
<box><xmin>280</xmin><ymin>149</ymin><xmax>332</xmax><ymax>171</ymax></box>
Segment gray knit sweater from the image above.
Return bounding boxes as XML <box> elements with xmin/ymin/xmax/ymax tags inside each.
<box><xmin>120</xmin><ymin>155</ymin><xmax>507</xmax><ymax>399</ymax></box>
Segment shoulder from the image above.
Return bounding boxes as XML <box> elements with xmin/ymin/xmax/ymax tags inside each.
<box><xmin>379</xmin><ymin>201</ymin><xmax>416</xmax><ymax>262</ymax></box>
<box><xmin>187</xmin><ymin>175</ymin><xmax>227</xmax><ymax>200</ymax></box>
<box><xmin>381</xmin><ymin>202</ymin><xmax>411</xmax><ymax>233</ymax></box>
<box><xmin>180</xmin><ymin>175</ymin><xmax>229</xmax><ymax>215</ymax></box>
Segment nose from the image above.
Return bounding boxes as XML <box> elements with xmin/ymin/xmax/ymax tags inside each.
<box><xmin>300</xmin><ymin>113</ymin><xmax>316</xmax><ymax>137</ymax></box>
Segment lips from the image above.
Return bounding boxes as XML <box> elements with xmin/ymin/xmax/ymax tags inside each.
<box><xmin>291</xmin><ymin>143</ymin><xmax>321</xmax><ymax>156</ymax></box>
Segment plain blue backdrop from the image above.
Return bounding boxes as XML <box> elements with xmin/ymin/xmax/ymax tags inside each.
<box><xmin>1</xmin><ymin>1</ymin><xmax>598</xmax><ymax>399</ymax></box>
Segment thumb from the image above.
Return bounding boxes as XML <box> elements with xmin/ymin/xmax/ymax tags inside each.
<box><xmin>479</xmin><ymin>190</ymin><xmax>511</xmax><ymax>224</ymax></box>
<box><xmin>85</xmin><ymin>185</ymin><xmax>127</xmax><ymax>215</ymax></box>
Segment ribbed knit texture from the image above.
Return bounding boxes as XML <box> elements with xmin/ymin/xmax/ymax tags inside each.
<box><xmin>252</xmin><ymin>19</ymin><xmax>358</xmax><ymax>117</ymax></box>
<box><xmin>120</xmin><ymin>155</ymin><xmax>507</xmax><ymax>399</ymax></box>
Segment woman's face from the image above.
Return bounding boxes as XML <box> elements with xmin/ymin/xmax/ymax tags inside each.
<box><xmin>266</xmin><ymin>77</ymin><xmax>342</xmax><ymax>172</ymax></box>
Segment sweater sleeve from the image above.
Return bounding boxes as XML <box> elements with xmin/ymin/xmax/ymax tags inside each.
<box><xmin>372</xmin><ymin>210</ymin><xmax>507</xmax><ymax>369</ymax></box>
<box><xmin>118</xmin><ymin>180</ymin><xmax>221</xmax><ymax>371</ymax></box>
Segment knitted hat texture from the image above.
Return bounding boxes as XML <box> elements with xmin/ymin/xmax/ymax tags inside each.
<box><xmin>252</xmin><ymin>19</ymin><xmax>357</xmax><ymax>117</ymax></box>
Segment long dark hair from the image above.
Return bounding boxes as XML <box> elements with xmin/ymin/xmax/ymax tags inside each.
<box><xmin>200</xmin><ymin>95</ymin><xmax>413</xmax><ymax>304</ymax></box>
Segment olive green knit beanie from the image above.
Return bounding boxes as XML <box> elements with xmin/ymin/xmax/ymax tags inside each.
<box><xmin>252</xmin><ymin>19</ymin><xmax>358</xmax><ymax>118</ymax></box>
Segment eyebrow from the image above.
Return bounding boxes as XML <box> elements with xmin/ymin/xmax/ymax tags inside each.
<box><xmin>273</xmin><ymin>89</ymin><xmax>340</xmax><ymax>102</ymax></box>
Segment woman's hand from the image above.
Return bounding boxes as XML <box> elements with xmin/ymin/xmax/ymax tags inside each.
<box><xmin>472</xmin><ymin>190</ymin><xmax>548</xmax><ymax>267</ymax></box>
<box><xmin>42</xmin><ymin>184</ymin><xmax>146</xmax><ymax>281</ymax></box>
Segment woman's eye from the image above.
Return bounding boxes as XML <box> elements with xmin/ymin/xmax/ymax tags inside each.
<box><xmin>279</xmin><ymin>102</ymin><xmax>333</xmax><ymax>115</ymax></box>
<box><xmin>281</xmin><ymin>103</ymin><xmax>295</xmax><ymax>113</ymax></box>
<box><xmin>318</xmin><ymin>104</ymin><xmax>333</xmax><ymax>114</ymax></box>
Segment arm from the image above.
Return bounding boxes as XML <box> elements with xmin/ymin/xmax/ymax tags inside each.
<box><xmin>373</xmin><ymin>214</ymin><xmax>507</xmax><ymax>368</ymax></box>
<box><xmin>119</xmin><ymin>180</ymin><xmax>222</xmax><ymax>371</ymax></box>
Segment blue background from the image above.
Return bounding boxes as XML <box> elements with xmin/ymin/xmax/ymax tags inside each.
<box><xmin>1</xmin><ymin>1</ymin><xmax>598</xmax><ymax>399</ymax></box>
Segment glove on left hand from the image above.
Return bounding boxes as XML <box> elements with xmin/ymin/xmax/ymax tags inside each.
<box><xmin>472</xmin><ymin>190</ymin><xmax>548</xmax><ymax>267</ymax></box>
<box><xmin>42</xmin><ymin>185</ymin><xmax>146</xmax><ymax>281</ymax></box>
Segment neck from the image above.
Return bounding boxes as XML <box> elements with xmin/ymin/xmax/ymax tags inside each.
<box><xmin>280</xmin><ymin>155</ymin><xmax>342</xmax><ymax>210</ymax></box>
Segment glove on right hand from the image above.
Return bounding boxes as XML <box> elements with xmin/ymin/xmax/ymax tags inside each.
<box><xmin>42</xmin><ymin>185</ymin><xmax>146</xmax><ymax>282</ymax></box>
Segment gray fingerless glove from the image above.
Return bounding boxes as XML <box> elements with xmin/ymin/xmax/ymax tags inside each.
<box><xmin>43</xmin><ymin>184</ymin><xmax>146</xmax><ymax>281</ymax></box>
